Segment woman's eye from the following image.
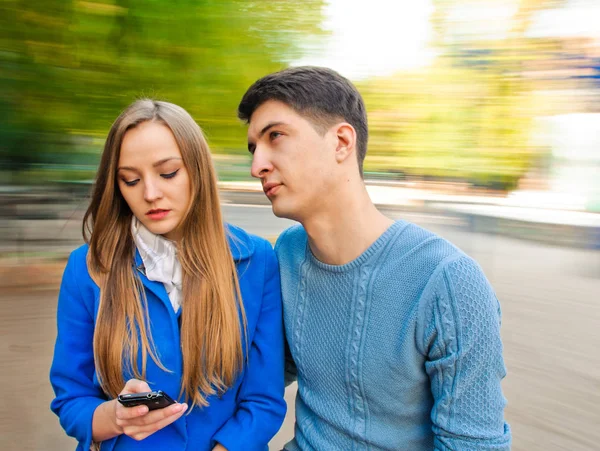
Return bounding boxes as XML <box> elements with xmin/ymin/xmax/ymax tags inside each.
<box><xmin>161</xmin><ymin>169</ymin><xmax>179</xmax><ymax>179</ymax></box>
<box><xmin>123</xmin><ymin>179</ymin><xmax>139</xmax><ymax>187</ymax></box>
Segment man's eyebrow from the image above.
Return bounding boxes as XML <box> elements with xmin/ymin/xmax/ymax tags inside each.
<box><xmin>258</xmin><ymin>121</ymin><xmax>286</xmax><ymax>138</ymax></box>
<box><xmin>247</xmin><ymin>121</ymin><xmax>287</xmax><ymax>153</ymax></box>
<box><xmin>117</xmin><ymin>157</ymin><xmax>181</xmax><ymax>171</ymax></box>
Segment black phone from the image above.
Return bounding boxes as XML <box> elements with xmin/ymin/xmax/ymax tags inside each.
<box><xmin>117</xmin><ymin>390</ymin><xmax>176</xmax><ymax>411</ymax></box>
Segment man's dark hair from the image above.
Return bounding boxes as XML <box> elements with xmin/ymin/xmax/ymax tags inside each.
<box><xmin>238</xmin><ymin>66</ymin><xmax>368</xmax><ymax>175</ymax></box>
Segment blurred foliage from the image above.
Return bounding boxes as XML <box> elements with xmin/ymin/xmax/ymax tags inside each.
<box><xmin>360</xmin><ymin>0</ymin><xmax>573</xmax><ymax>190</ymax></box>
<box><xmin>1</xmin><ymin>0</ymin><xmax>597</xmax><ymax>192</ymax></box>
<box><xmin>361</xmin><ymin>63</ymin><xmax>538</xmax><ymax>190</ymax></box>
<box><xmin>0</xmin><ymin>0</ymin><xmax>326</xmax><ymax>182</ymax></box>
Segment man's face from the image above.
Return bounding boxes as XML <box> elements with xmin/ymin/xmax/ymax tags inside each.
<box><xmin>117</xmin><ymin>121</ymin><xmax>191</xmax><ymax>241</ymax></box>
<box><xmin>247</xmin><ymin>100</ymin><xmax>338</xmax><ymax>221</ymax></box>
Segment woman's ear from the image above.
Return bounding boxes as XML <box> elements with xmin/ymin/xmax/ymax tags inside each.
<box><xmin>334</xmin><ymin>122</ymin><xmax>356</xmax><ymax>164</ymax></box>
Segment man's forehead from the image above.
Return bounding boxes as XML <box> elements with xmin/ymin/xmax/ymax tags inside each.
<box><xmin>247</xmin><ymin>101</ymin><xmax>302</xmax><ymax>136</ymax></box>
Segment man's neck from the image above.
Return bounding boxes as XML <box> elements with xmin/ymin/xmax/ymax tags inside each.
<box><xmin>302</xmin><ymin>183</ymin><xmax>394</xmax><ymax>266</ymax></box>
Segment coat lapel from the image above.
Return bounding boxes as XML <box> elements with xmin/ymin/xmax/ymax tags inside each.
<box><xmin>133</xmin><ymin>249</ymin><xmax>178</xmax><ymax>317</ymax></box>
<box><xmin>133</xmin><ymin>251</ymin><xmax>186</xmax><ymax>441</ymax></box>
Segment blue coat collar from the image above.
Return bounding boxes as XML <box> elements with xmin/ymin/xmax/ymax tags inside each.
<box><xmin>133</xmin><ymin>223</ymin><xmax>255</xmax><ymax>269</ymax></box>
<box><xmin>133</xmin><ymin>223</ymin><xmax>255</xmax><ymax>307</ymax></box>
<box><xmin>225</xmin><ymin>223</ymin><xmax>255</xmax><ymax>261</ymax></box>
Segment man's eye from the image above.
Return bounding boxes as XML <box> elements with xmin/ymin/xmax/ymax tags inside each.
<box><xmin>161</xmin><ymin>169</ymin><xmax>179</xmax><ymax>179</ymax></box>
<box><xmin>270</xmin><ymin>131</ymin><xmax>282</xmax><ymax>140</ymax></box>
<box><xmin>123</xmin><ymin>179</ymin><xmax>139</xmax><ymax>187</ymax></box>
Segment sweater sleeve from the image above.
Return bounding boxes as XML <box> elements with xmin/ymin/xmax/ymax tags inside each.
<box><xmin>212</xmin><ymin>240</ymin><xmax>287</xmax><ymax>451</ymax></box>
<box><xmin>421</xmin><ymin>255</ymin><xmax>512</xmax><ymax>451</ymax></box>
<box><xmin>50</xmin><ymin>250</ymin><xmax>108</xmax><ymax>451</ymax></box>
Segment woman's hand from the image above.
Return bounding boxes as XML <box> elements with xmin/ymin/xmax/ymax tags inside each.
<box><xmin>115</xmin><ymin>379</ymin><xmax>188</xmax><ymax>441</ymax></box>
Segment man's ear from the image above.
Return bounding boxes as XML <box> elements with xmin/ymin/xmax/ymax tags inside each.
<box><xmin>333</xmin><ymin>123</ymin><xmax>356</xmax><ymax>164</ymax></box>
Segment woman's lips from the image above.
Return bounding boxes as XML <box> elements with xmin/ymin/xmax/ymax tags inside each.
<box><xmin>146</xmin><ymin>209</ymin><xmax>170</xmax><ymax>220</ymax></box>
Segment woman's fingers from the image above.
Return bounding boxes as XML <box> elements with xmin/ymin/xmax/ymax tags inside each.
<box><xmin>122</xmin><ymin>403</ymin><xmax>188</xmax><ymax>441</ymax></box>
<box><xmin>115</xmin><ymin>378</ymin><xmax>152</xmax><ymax>422</ymax></box>
<box><xmin>115</xmin><ymin>379</ymin><xmax>187</xmax><ymax>440</ymax></box>
<box><xmin>115</xmin><ymin>403</ymin><xmax>149</xmax><ymax>422</ymax></box>
<box><xmin>125</xmin><ymin>402</ymin><xmax>187</xmax><ymax>426</ymax></box>
<box><xmin>122</xmin><ymin>378</ymin><xmax>152</xmax><ymax>394</ymax></box>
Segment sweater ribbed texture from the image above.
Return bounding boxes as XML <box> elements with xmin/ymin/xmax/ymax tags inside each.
<box><xmin>276</xmin><ymin>221</ymin><xmax>511</xmax><ymax>451</ymax></box>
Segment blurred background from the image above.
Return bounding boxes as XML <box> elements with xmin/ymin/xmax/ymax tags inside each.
<box><xmin>1</xmin><ymin>0</ymin><xmax>599</xmax><ymax>450</ymax></box>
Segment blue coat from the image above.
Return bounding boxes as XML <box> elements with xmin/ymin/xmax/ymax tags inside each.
<box><xmin>50</xmin><ymin>225</ymin><xmax>286</xmax><ymax>451</ymax></box>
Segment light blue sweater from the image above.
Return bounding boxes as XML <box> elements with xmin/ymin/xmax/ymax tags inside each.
<box><xmin>275</xmin><ymin>221</ymin><xmax>511</xmax><ymax>451</ymax></box>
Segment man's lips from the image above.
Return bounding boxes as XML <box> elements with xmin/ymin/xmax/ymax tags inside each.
<box><xmin>263</xmin><ymin>182</ymin><xmax>281</xmax><ymax>197</ymax></box>
<box><xmin>146</xmin><ymin>209</ymin><xmax>170</xmax><ymax>220</ymax></box>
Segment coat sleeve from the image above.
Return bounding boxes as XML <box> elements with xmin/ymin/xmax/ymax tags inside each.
<box><xmin>50</xmin><ymin>250</ymin><xmax>108</xmax><ymax>450</ymax></box>
<box><xmin>419</xmin><ymin>255</ymin><xmax>512</xmax><ymax>451</ymax></box>
<box><xmin>212</xmin><ymin>240</ymin><xmax>286</xmax><ymax>451</ymax></box>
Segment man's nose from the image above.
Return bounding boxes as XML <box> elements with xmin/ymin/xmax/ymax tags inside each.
<box><xmin>250</xmin><ymin>147</ymin><xmax>273</xmax><ymax>179</ymax></box>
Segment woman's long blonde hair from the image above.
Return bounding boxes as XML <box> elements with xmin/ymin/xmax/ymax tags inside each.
<box><xmin>83</xmin><ymin>99</ymin><xmax>246</xmax><ymax>407</ymax></box>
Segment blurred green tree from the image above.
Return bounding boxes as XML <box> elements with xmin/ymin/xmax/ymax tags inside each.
<box><xmin>0</xmin><ymin>0</ymin><xmax>326</xmax><ymax>182</ymax></box>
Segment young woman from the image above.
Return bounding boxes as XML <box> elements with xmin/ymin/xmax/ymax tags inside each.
<box><xmin>50</xmin><ymin>100</ymin><xmax>286</xmax><ymax>451</ymax></box>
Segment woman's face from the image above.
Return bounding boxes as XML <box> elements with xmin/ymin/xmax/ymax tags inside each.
<box><xmin>117</xmin><ymin>120</ymin><xmax>191</xmax><ymax>241</ymax></box>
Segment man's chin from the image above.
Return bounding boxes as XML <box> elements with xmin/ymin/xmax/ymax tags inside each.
<box><xmin>271</xmin><ymin>205</ymin><xmax>286</xmax><ymax>218</ymax></box>
<box><xmin>270</xmin><ymin>201</ymin><xmax>288</xmax><ymax>219</ymax></box>
<box><xmin>271</xmin><ymin>201</ymin><xmax>300</xmax><ymax>222</ymax></box>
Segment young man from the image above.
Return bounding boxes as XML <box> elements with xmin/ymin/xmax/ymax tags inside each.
<box><xmin>238</xmin><ymin>66</ymin><xmax>511</xmax><ymax>451</ymax></box>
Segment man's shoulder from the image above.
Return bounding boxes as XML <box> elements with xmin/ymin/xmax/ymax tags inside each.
<box><xmin>383</xmin><ymin>221</ymin><xmax>476</xmax><ymax>292</ymax></box>
<box><xmin>391</xmin><ymin>220</ymin><xmax>461</xmax><ymax>262</ymax></box>
<box><xmin>274</xmin><ymin>224</ymin><xmax>306</xmax><ymax>257</ymax></box>
<box><xmin>399</xmin><ymin>222</ymin><xmax>496</xmax><ymax>308</ymax></box>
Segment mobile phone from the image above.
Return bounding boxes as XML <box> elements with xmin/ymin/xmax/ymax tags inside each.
<box><xmin>117</xmin><ymin>390</ymin><xmax>176</xmax><ymax>411</ymax></box>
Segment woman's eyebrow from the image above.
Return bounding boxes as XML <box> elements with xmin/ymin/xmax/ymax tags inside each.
<box><xmin>117</xmin><ymin>165</ymin><xmax>138</xmax><ymax>172</ymax></box>
<box><xmin>152</xmin><ymin>157</ymin><xmax>182</xmax><ymax>167</ymax></box>
<box><xmin>117</xmin><ymin>157</ymin><xmax>182</xmax><ymax>171</ymax></box>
